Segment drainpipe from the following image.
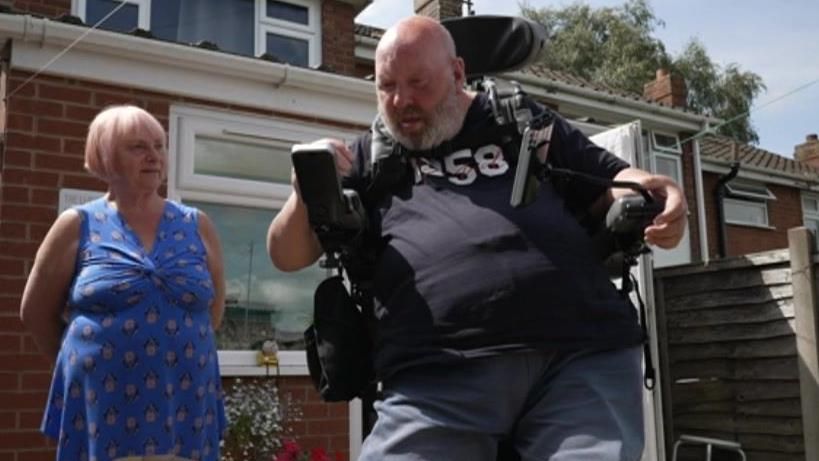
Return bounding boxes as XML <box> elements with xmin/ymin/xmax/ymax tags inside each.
<box><xmin>715</xmin><ymin>161</ymin><xmax>741</xmax><ymax>258</ymax></box>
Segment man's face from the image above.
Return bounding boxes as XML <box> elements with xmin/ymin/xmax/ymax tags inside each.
<box><xmin>375</xmin><ymin>45</ymin><xmax>462</xmax><ymax>150</ymax></box>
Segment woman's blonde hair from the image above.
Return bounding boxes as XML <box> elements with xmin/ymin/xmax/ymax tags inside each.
<box><xmin>84</xmin><ymin>105</ymin><xmax>166</xmax><ymax>180</ymax></box>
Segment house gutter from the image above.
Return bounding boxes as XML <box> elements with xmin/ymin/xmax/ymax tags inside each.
<box><xmin>507</xmin><ymin>71</ymin><xmax>716</xmax><ymax>132</ymax></box>
<box><xmin>715</xmin><ymin>162</ymin><xmax>741</xmax><ymax>258</ymax></box>
<box><xmin>0</xmin><ymin>14</ymin><xmax>378</xmax><ymax>125</ymax></box>
<box><xmin>692</xmin><ymin>139</ymin><xmax>710</xmax><ymax>265</ymax></box>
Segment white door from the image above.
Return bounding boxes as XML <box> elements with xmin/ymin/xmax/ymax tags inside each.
<box><xmin>651</xmin><ymin>153</ymin><xmax>691</xmax><ymax>267</ymax></box>
<box><xmin>591</xmin><ymin>122</ymin><xmax>665</xmax><ymax>461</ymax></box>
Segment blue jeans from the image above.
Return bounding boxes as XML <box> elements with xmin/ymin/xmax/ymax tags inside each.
<box><xmin>359</xmin><ymin>346</ymin><xmax>644</xmax><ymax>461</ymax></box>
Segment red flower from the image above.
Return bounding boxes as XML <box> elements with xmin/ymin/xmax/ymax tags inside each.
<box><xmin>274</xmin><ymin>440</ymin><xmax>302</xmax><ymax>461</ymax></box>
<box><xmin>309</xmin><ymin>447</ymin><xmax>330</xmax><ymax>461</ymax></box>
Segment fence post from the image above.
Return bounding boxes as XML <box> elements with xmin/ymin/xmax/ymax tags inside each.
<box><xmin>788</xmin><ymin>227</ymin><xmax>819</xmax><ymax>461</ymax></box>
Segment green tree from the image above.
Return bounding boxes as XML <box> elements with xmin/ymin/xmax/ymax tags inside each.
<box><xmin>520</xmin><ymin>0</ymin><xmax>766</xmax><ymax>143</ymax></box>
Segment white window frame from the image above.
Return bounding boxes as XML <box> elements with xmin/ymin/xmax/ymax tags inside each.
<box><xmin>722</xmin><ymin>180</ymin><xmax>776</xmax><ymax>228</ymax></box>
<box><xmin>168</xmin><ymin>105</ymin><xmax>357</xmax><ymax>376</ymax></box>
<box><xmin>255</xmin><ymin>0</ymin><xmax>321</xmax><ymax>66</ymax></box>
<box><xmin>73</xmin><ymin>0</ymin><xmax>151</xmax><ymax>30</ymax></box>
<box><xmin>725</xmin><ymin>181</ymin><xmax>777</xmax><ymax>201</ymax></box>
<box><xmin>650</xmin><ymin>131</ymin><xmax>682</xmax><ymax>154</ymax></box>
<box><xmin>649</xmin><ymin>148</ymin><xmax>692</xmax><ymax>267</ymax></box>
<box><xmin>169</xmin><ymin>105</ymin><xmax>353</xmax><ymax>209</ymax></box>
<box><xmin>802</xmin><ymin>192</ymin><xmax>819</xmax><ymax>248</ymax></box>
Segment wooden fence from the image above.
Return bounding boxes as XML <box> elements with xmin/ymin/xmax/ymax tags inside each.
<box><xmin>654</xmin><ymin>228</ymin><xmax>819</xmax><ymax>461</ymax></box>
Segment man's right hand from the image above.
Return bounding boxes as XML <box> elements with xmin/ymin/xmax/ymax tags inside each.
<box><xmin>291</xmin><ymin>138</ymin><xmax>355</xmax><ymax>196</ymax></box>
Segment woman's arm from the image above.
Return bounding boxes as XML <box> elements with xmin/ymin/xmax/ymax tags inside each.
<box><xmin>19</xmin><ymin>210</ymin><xmax>81</xmax><ymax>360</ymax></box>
<box><xmin>198</xmin><ymin>211</ymin><xmax>226</xmax><ymax>330</ymax></box>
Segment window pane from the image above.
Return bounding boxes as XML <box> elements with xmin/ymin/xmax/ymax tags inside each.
<box><xmin>803</xmin><ymin>196</ymin><xmax>819</xmax><ymax>214</ymax></box>
<box><xmin>151</xmin><ymin>0</ymin><xmax>254</xmax><ymax>56</ymax></box>
<box><xmin>725</xmin><ymin>199</ymin><xmax>767</xmax><ymax>226</ymax></box>
<box><xmin>654</xmin><ymin>156</ymin><xmax>680</xmax><ymax>182</ymax></box>
<box><xmin>725</xmin><ymin>181</ymin><xmax>775</xmax><ymax>200</ymax></box>
<box><xmin>266</xmin><ymin>32</ymin><xmax>309</xmax><ymax>66</ymax></box>
<box><xmin>87</xmin><ymin>0</ymin><xmax>139</xmax><ymax>32</ymax></box>
<box><xmin>267</xmin><ymin>0</ymin><xmax>309</xmax><ymax>25</ymax></box>
<box><xmin>193</xmin><ymin>135</ymin><xmax>292</xmax><ymax>184</ymax></box>
<box><xmin>652</xmin><ymin>133</ymin><xmax>681</xmax><ymax>152</ymax></box>
<box><xmin>188</xmin><ymin>201</ymin><xmax>327</xmax><ymax>350</ymax></box>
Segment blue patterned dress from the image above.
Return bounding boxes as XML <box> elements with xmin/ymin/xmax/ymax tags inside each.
<box><xmin>42</xmin><ymin>198</ymin><xmax>227</xmax><ymax>461</ymax></box>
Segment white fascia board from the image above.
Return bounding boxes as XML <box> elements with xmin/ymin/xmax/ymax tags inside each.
<box><xmin>701</xmin><ymin>158</ymin><xmax>819</xmax><ymax>189</ymax></box>
<box><xmin>509</xmin><ymin>71</ymin><xmax>714</xmax><ymax>133</ymax></box>
<box><xmin>354</xmin><ymin>34</ymin><xmax>378</xmax><ymax>61</ymax></box>
<box><xmin>0</xmin><ymin>14</ymin><xmax>377</xmax><ymax>126</ymax></box>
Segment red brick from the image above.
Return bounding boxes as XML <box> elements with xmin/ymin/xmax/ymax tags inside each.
<box><xmin>94</xmin><ymin>92</ymin><xmax>141</xmax><ymax>107</ymax></box>
<box><xmin>20</xmin><ymin>372</ymin><xmax>52</xmax><ymax>392</ymax></box>
<box><xmin>60</xmin><ymin>173</ymin><xmax>105</xmax><ymax>190</ymax></box>
<box><xmin>0</xmin><ymin>223</ymin><xmax>27</xmax><ymax>240</ymax></box>
<box><xmin>0</xmin><ymin>430</ymin><xmax>51</xmax><ymax>449</ymax></box>
<box><xmin>0</xmin><ymin>242</ymin><xmax>41</xmax><ymax>259</ymax></box>
<box><xmin>300</xmin><ymin>402</ymin><xmax>329</xmax><ymax>419</ymax></box>
<box><xmin>65</xmin><ymin>104</ymin><xmax>99</xmax><ymax>123</ymax></box>
<box><xmin>0</xmin><ymin>278</ymin><xmax>26</xmax><ymax>295</ymax></box>
<box><xmin>38</xmin><ymin>83</ymin><xmax>92</xmax><ymax>105</ymax></box>
<box><xmin>0</xmin><ymin>334</ymin><xmax>22</xmax><ymax>353</ymax></box>
<box><xmin>19</xmin><ymin>410</ymin><xmax>45</xmax><ymax>430</ymax></box>
<box><xmin>0</xmin><ymin>354</ymin><xmax>51</xmax><ymax>374</ymax></box>
<box><xmin>0</xmin><ymin>259</ymin><xmax>25</xmax><ymax>277</ymax></box>
<box><xmin>62</xmin><ymin>138</ymin><xmax>86</xmax><ymax>156</ymax></box>
<box><xmin>34</xmin><ymin>153</ymin><xmax>83</xmax><ymax>172</ymax></box>
<box><xmin>36</xmin><ymin>119</ymin><xmax>89</xmax><ymax>139</ymax></box>
<box><xmin>0</xmin><ymin>372</ymin><xmax>19</xmax><ymax>390</ymax></box>
<box><xmin>328</xmin><ymin>402</ymin><xmax>349</xmax><ymax>418</ymax></box>
<box><xmin>2</xmin><ymin>186</ymin><xmax>29</xmax><ymax>204</ymax></box>
<box><xmin>22</xmin><ymin>336</ymin><xmax>41</xmax><ymax>354</ymax></box>
<box><xmin>8</xmin><ymin>98</ymin><xmax>64</xmax><ymax>118</ymax></box>
<box><xmin>2</xmin><ymin>169</ymin><xmax>59</xmax><ymax>188</ymax></box>
<box><xmin>0</xmin><ymin>392</ymin><xmax>48</xmax><ymax>412</ymax></box>
<box><xmin>4</xmin><ymin>150</ymin><xmax>32</xmax><ymax>168</ymax></box>
<box><xmin>28</xmin><ymin>224</ymin><xmax>51</xmax><ymax>242</ymax></box>
<box><xmin>0</xmin><ymin>296</ymin><xmax>21</xmax><ymax>313</ymax></box>
<box><xmin>1</xmin><ymin>206</ymin><xmax>55</xmax><ymax>226</ymax></box>
<box><xmin>306</xmin><ymin>419</ymin><xmax>347</xmax><ymax>435</ymax></box>
<box><xmin>0</xmin><ymin>411</ymin><xmax>17</xmax><ymax>430</ymax></box>
<box><xmin>13</xmin><ymin>449</ymin><xmax>57</xmax><ymax>461</ymax></box>
<box><xmin>0</xmin><ymin>316</ymin><xmax>25</xmax><ymax>333</ymax></box>
<box><xmin>7</xmin><ymin>114</ymin><xmax>34</xmax><ymax>132</ymax></box>
<box><xmin>30</xmin><ymin>189</ymin><xmax>58</xmax><ymax>207</ymax></box>
<box><xmin>8</xmin><ymin>77</ymin><xmax>36</xmax><ymax>98</ymax></box>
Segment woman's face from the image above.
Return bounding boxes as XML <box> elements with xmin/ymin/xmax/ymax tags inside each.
<box><xmin>110</xmin><ymin>125</ymin><xmax>167</xmax><ymax>193</ymax></box>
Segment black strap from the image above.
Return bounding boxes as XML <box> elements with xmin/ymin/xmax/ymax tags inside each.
<box><xmin>621</xmin><ymin>264</ymin><xmax>655</xmax><ymax>390</ymax></box>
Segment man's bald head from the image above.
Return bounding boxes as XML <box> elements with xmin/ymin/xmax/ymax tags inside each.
<box><xmin>373</xmin><ymin>15</ymin><xmax>471</xmax><ymax>150</ymax></box>
<box><xmin>375</xmin><ymin>15</ymin><xmax>457</xmax><ymax>69</ymax></box>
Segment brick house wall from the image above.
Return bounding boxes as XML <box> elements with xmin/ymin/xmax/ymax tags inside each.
<box><xmin>680</xmin><ymin>139</ymin><xmax>701</xmax><ymax>261</ymax></box>
<box><xmin>0</xmin><ymin>69</ymin><xmax>355</xmax><ymax>460</ymax></box>
<box><xmin>702</xmin><ymin>172</ymin><xmax>805</xmax><ymax>258</ymax></box>
<box><xmin>4</xmin><ymin>0</ymin><xmax>71</xmax><ymax>17</ymax></box>
<box><xmin>322</xmin><ymin>0</ymin><xmax>357</xmax><ymax>76</ymax></box>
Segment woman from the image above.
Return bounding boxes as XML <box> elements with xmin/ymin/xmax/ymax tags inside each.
<box><xmin>20</xmin><ymin>105</ymin><xmax>227</xmax><ymax>461</ymax></box>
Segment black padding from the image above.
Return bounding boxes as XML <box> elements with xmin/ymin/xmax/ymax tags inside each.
<box><xmin>441</xmin><ymin>15</ymin><xmax>547</xmax><ymax>77</ymax></box>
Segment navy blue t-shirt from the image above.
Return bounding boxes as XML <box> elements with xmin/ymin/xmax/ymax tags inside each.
<box><xmin>346</xmin><ymin>93</ymin><xmax>644</xmax><ymax>378</ymax></box>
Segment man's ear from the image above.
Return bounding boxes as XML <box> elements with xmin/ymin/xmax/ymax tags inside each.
<box><xmin>452</xmin><ymin>57</ymin><xmax>466</xmax><ymax>86</ymax></box>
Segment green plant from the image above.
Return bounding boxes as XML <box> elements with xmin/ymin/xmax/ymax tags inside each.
<box><xmin>221</xmin><ymin>377</ymin><xmax>290</xmax><ymax>461</ymax></box>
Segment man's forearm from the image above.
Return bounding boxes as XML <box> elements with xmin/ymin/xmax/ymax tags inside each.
<box><xmin>267</xmin><ymin>192</ymin><xmax>323</xmax><ymax>272</ymax></box>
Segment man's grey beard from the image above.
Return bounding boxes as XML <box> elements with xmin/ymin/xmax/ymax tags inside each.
<box><xmin>379</xmin><ymin>88</ymin><xmax>465</xmax><ymax>151</ymax></box>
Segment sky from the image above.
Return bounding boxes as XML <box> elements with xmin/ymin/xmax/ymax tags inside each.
<box><xmin>356</xmin><ymin>0</ymin><xmax>819</xmax><ymax>158</ymax></box>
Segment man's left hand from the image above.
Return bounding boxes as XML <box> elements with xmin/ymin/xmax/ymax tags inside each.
<box><xmin>638</xmin><ymin>175</ymin><xmax>688</xmax><ymax>249</ymax></box>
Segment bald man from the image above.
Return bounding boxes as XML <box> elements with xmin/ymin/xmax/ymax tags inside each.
<box><xmin>268</xmin><ymin>15</ymin><xmax>687</xmax><ymax>461</ymax></box>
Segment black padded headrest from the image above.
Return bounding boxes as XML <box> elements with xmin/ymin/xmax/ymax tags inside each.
<box><xmin>441</xmin><ymin>15</ymin><xmax>547</xmax><ymax>78</ymax></box>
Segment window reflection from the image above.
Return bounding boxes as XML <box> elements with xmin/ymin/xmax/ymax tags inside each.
<box><xmin>86</xmin><ymin>0</ymin><xmax>139</xmax><ymax>32</ymax></box>
<box><xmin>188</xmin><ymin>201</ymin><xmax>327</xmax><ymax>350</ymax></box>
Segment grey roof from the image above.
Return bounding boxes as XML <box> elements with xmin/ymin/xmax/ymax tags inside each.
<box><xmin>699</xmin><ymin>134</ymin><xmax>819</xmax><ymax>180</ymax></box>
